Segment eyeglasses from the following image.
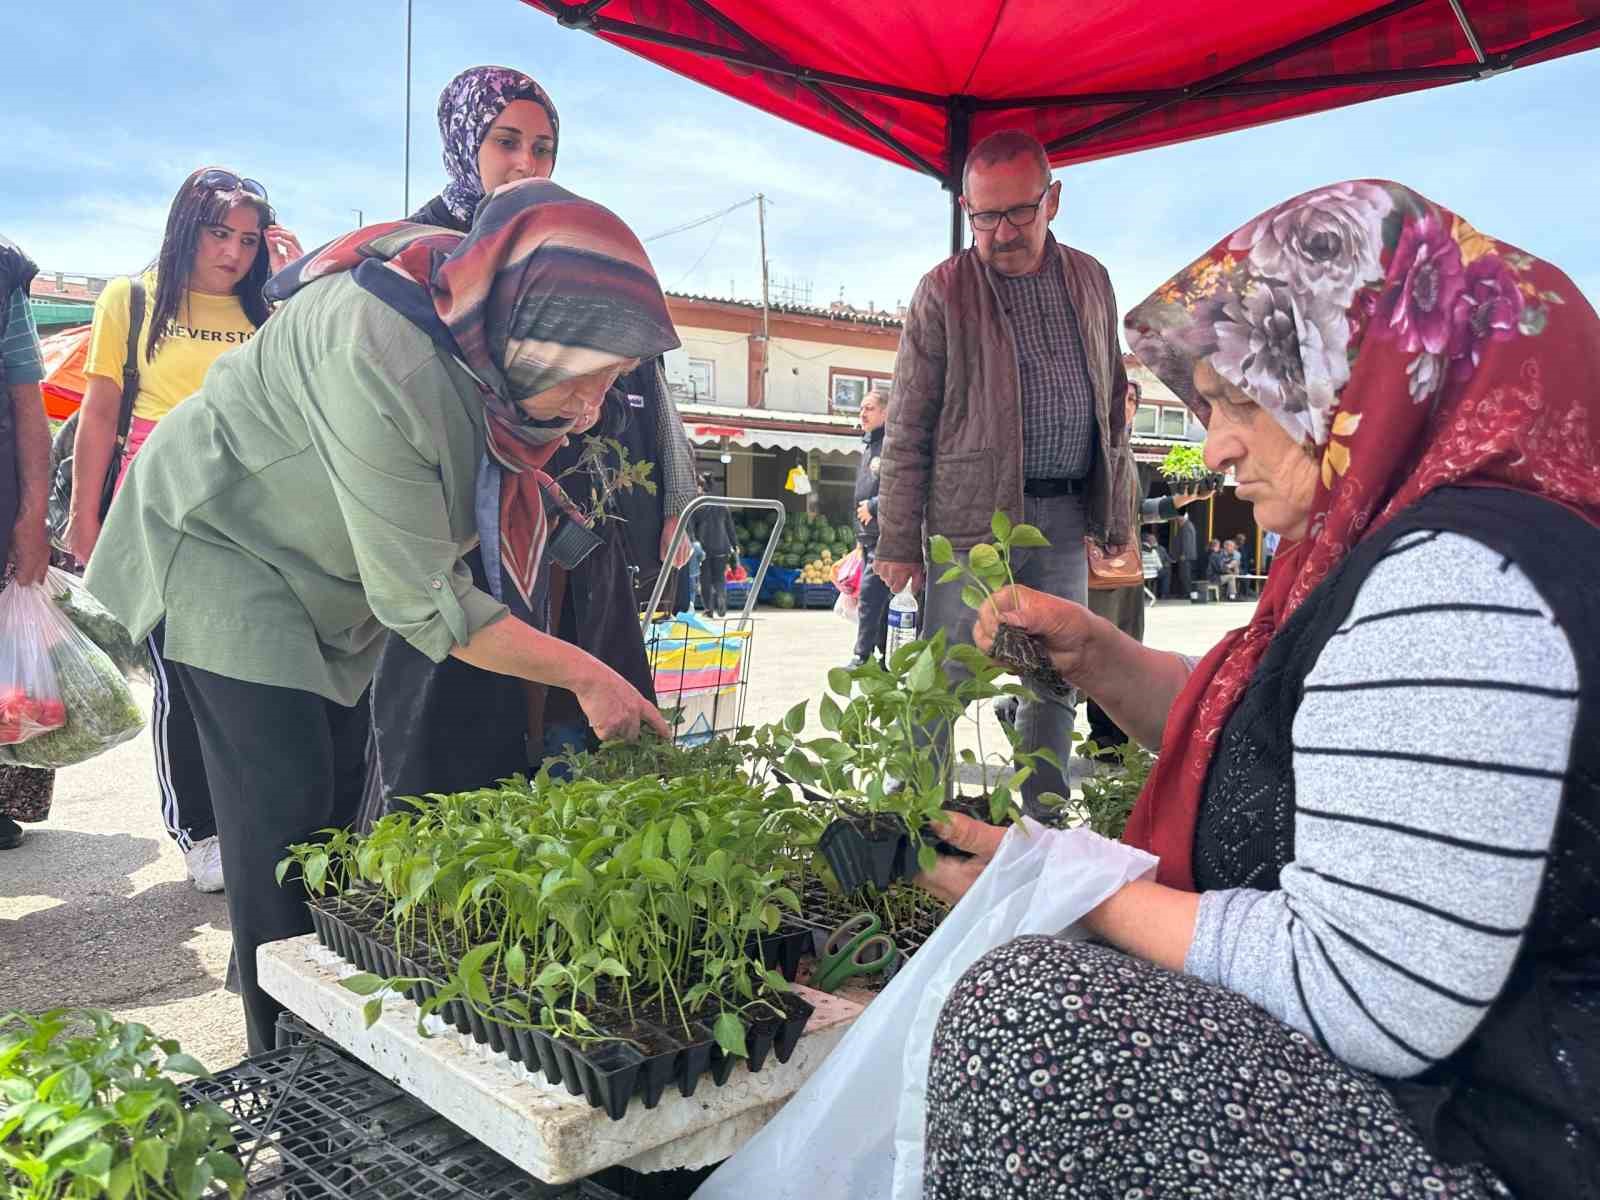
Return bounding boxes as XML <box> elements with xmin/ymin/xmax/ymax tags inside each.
<box><xmin>966</xmin><ymin>185</ymin><xmax>1051</xmax><ymax>233</ymax></box>
<box><xmin>196</xmin><ymin>170</ymin><xmax>269</xmax><ymax>203</ymax></box>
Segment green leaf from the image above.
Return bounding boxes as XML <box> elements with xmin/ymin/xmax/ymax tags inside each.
<box><xmin>928</xmin><ymin>534</ymin><xmax>954</xmax><ymax>564</ymax></box>
<box><xmin>818</xmin><ymin>693</ymin><xmax>842</xmax><ymax>732</ymax></box>
<box><xmin>274</xmin><ymin>858</ymin><xmax>292</xmax><ymax>886</ymax></box>
<box><xmin>968</xmin><ymin>542</ymin><xmax>1000</xmax><ymax>570</ymax></box>
<box><xmin>363</xmin><ymin>997</ymin><xmax>384</xmax><ymax>1028</ymax></box>
<box><xmin>827</xmin><ymin>667</ymin><xmax>853</xmax><ymax>696</ymax></box>
<box><xmin>64</xmin><ymin>1140</ymin><xmax>112</xmax><ymax>1188</ymax></box>
<box><xmin>712</xmin><ymin>1012</ymin><xmax>748</xmax><ymax>1058</ymax></box>
<box><xmin>339</xmin><ymin>973</ymin><xmax>388</xmax><ymax>997</ymax></box>
<box><xmin>162</xmin><ymin>1052</ymin><xmax>209</xmax><ymax>1077</ymax></box>
<box><xmin>134</xmin><ymin>1137</ymin><xmax>168</xmax><ymax>1182</ymax></box>
<box><xmin>783</xmin><ymin>701</ymin><xmax>808</xmax><ymax>734</ymax></box>
<box><xmin>908</xmin><ymin>649</ymin><xmax>937</xmax><ymax>694</ymax></box>
<box><xmin>936</xmin><ymin>565</ymin><xmax>964</xmax><ymax>585</ymax></box>
<box><xmin>41</xmin><ymin>1111</ymin><xmax>113</xmax><ymax>1161</ymax></box>
<box><xmin>638</xmin><ymin>857</ymin><xmax>677</xmax><ymax>886</ymax></box>
<box><xmin>108</xmin><ymin>1157</ymin><xmax>134</xmax><ymax>1200</ymax></box>
<box><xmin>641</xmin><ymin>822</ymin><xmax>664</xmax><ymax>862</ymax></box>
<box><xmin>505</xmin><ymin>944</ymin><xmax>527</xmax><ymax>987</ymax></box>
<box><xmin>960</xmin><ymin>585</ymin><xmax>988</xmax><ymax>612</ymax></box>
<box><xmin>667</xmin><ymin>815</ymin><xmax>693</xmax><ymax>863</ymax></box>
<box><xmin>1007</xmin><ymin>523</ymin><xmax>1050</xmax><ymax>549</ymax></box>
<box><xmin>990</xmin><ymin>510</ymin><xmax>1012</xmax><ymax>542</ymax></box>
<box><xmin>917</xmin><ymin>844</ymin><xmax>938</xmax><ymax>873</ymax></box>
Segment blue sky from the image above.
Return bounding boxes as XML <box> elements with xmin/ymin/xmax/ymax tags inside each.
<box><xmin>5</xmin><ymin>0</ymin><xmax>1598</xmax><ymax>325</ymax></box>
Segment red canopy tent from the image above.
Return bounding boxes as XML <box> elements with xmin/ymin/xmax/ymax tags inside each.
<box><xmin>521</xmin><ymin>0</ymin><xmax>1600</xmax><ymax>251</ymax></box>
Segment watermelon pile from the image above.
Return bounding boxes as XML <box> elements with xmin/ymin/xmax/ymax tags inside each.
<box><xmin>734</xmin><ymin>511</ymin><xmax>855</xmax><ymax>571</ymax></box>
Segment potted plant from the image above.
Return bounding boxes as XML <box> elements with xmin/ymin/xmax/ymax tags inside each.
<box><xmin>1158</xmin><ymin>444</ymin><xmax>1213</xmax><ymax>498</ymax></box>
<box><xmin>0</xmin><ymin>1008</ymin><xmax>244</xmax><ymax>1200</ymax></box>
<box><xmin>1069</xmin><ymin>738</ymin><xmax>1155</xmax><ymax>839</ymax></box>
<box><xmin>545</xmin><ymin>435</ymin><xmax>657</xmax><ymax>569</ymax></box>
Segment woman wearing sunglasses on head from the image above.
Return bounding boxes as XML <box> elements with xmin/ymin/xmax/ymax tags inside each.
<box><xmin>68</xmin><ymin>167</ymin><xmax>303</xmax><ymax>893</ymax></box>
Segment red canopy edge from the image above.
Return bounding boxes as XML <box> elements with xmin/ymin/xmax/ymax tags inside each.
<box><xmin>523</xmin><ymin>0</ymin><xmax>1600</xmax><ymax>250</ymax></box>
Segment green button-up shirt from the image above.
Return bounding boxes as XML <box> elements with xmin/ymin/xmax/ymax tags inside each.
<box><xmin>87</xmin><ymin>272</ymin><xmax>508</xmax><ymax>706</ymax></box>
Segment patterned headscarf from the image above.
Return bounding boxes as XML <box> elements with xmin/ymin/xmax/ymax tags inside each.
<box><xmin>1121</xmin><ymin>180</ymin><xmax>1600</xmax><ymax>891</ymax></box>
<box><xmin>438</xmin><ymin>65</ymin><xmax>560</xmax><ymax>226</ymax></box>
<box><xmin>265</xmin><ymin>179</ymin><xmax>680</xmax><ymax>610</ymax></box>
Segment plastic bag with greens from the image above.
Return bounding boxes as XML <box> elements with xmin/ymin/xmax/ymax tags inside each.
<box><xmin>47</xmin><ymin>566</ymin><xmax>150</xmax><ymax>681</ymax></box>
<box><xmin>0</xmin><ymin>574</ymin><xmax>143</xmax><ymax>769</ymax></box>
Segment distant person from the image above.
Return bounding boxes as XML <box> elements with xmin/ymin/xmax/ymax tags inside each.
<box><xmin>1174</xmin><ymin>511</ymin><xmax>1198</xmax><ymax>599</ymax></box>
<box><xmin>1141</xmin><ymin>529</ymin><xmax>1170</xmax><ymax>598</ymax></box>
<box><xmin>693</xmin><ymin>475</ymin><xmax>738</xmax><ymax>619</ymax></box>
<box><xmin>847</xmin><ymin>384</ymin><xmax>891</xmax><ymax>667</ymax></box>
<box><xmin>1205</xmin><ymin>537</ymin><xmax>1225</xmax><ymax>584</ymax></box>
<box><xmin>69</xmin><ymin>167</ymin><xmax>301</xmax><ymax>892</ymax></box>
<box><xmin>1262</xmin><ymin>527</ymin><xmax>1281</xmax><ymax>572</ymax></box>
<box><xmin>0</xmin><ymin>234</ymin><xmax>53</xmax><ymax>850</ymax></box>
<box><xmin>1219</xmin><ymin>538</ymin><xmax>1242</xmax><ymax>599</ymax></box>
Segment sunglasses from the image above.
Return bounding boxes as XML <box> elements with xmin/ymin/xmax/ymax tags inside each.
<box><xmin>196</xmin><ymin>169</ymin><xmax>269</xmax><ymax>203</ymax></box>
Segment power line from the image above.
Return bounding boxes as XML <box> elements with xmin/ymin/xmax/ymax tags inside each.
<box><xmin>644</xmin><ymin>195</ymin><xmax>760</xmax><ymax>243</ymax></box>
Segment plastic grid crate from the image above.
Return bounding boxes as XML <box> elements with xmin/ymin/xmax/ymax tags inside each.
<box><xmin>181</xmin><ymin>1039</ymin><xmax>630</xmax><ymax>1199</ymax></box>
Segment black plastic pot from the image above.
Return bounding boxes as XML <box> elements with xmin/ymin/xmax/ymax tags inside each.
<box><xmin>818</xmin><ymin>810</ymin><xmax>915</xmax><ymax>893</ymax></box>
<box><xmin>546</xmin><ymin>513</ymin><xmax>603</xmax><ymax>570</ymax></box>
<box><xmin>772</xmin><ymin>991</ymin><xmax>815</xmax><ymax>1065</ymax></box>
<box><xmin>573</xmin><ymin>1041</ymin><xmax>647</xmax><ymax>1121</ymax></box>
<box><xmin>749</xmin><ymin>925</ymin><xmax>810</xmax><ymax>982</ymax></box>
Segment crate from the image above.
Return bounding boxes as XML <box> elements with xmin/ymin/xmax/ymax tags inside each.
<box><xmin>791</xmin><ymin>583</ymin><xmax>839</xmax><ymax>609</ymax></box>
<box><xmin>182</xmin><ymin>1039</ymin><xmax>630</xmax><ymax>1199</ymax></box>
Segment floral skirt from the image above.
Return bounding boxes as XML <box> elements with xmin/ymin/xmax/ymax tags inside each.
<box><xmin>0</xmin><ymin>765</ymin><xmax>55</xmax><ymax>822</ymax></box>
<box><xmin>923</xmin><ymin>937</ymin><xmax>1510</xmax><ymax>1199</ymax></box>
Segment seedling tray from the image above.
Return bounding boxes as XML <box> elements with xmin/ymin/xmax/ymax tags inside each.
<box><xmin>308</xmin><ymin>898</ymin><xmax>813</xmax><ymax>1122</ymax></box>
<box><xmin>182</xmin><ymin>1038</ymin><xmax>621</xmax><ymax>1199</ymax></box>
<box><xmin>258</xmin><ymin>935</ymin><xmax>863</xmax><ymax>1184</ymax></box>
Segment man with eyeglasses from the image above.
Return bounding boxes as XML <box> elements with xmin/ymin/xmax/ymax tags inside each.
<box><xmin>874</xmin><ymin>129</ymin><xmax>1134</xmax><ymax>815</ymax></box>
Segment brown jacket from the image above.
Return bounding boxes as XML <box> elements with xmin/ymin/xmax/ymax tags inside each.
<box><xmin>877</xmin><ymin>236</ymin><xmax>1134</xmax><ymax>563</ymax></box>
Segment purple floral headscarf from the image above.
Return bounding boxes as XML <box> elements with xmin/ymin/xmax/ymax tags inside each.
<box><xmin>438</xmin><ymin>65</ymin><xmax>560</xmax><ymax>225</ymax></box>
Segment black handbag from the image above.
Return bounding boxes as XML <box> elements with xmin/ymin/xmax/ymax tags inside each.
<box><xmin>47</xmin><ymin>277</ymin><xmax>143</xmax><ymax>553</ymax></box>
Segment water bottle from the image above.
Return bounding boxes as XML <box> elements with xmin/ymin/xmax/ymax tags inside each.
<box><xmin>885</xmin><ymin>581</ymin><xmax>920</xmax><ymax>658</ymax></box>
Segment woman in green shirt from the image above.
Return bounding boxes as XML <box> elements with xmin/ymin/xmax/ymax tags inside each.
<box><xmin>87</xmin><ymin>179</ymin><xmax>678</xmax><ymax>1051</ymax></box>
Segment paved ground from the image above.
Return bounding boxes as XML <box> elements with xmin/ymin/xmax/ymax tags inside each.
<box><xmin>0</xmin><ymin>596</ymin><xmax>1255</xmax><ymax>1072</ymax></box>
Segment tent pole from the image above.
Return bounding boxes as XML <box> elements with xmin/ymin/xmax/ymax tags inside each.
<box><xmin>947</xmin><ymin>96</ymin><xmax>973</xmax><ymax>257</ymax></box>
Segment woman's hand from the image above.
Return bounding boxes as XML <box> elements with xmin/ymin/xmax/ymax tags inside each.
<box><xmin>660</xmin><ymin>516</ymin><xmax>692</xmax><ymax>568</ymax></box>
<box><xmin>573</xmin><ymin>660</ymin><xmax>671</xmax><ymax>742</ymax></box>
<box><xmin>66</xmin><ymin>509</ymin><xmax>101</xmax><ymax>567</ymax></box>
<box><xmin>975</xmin><ymin>585</ymin><xmax>1101</xmax><ymax>682</ymax></box>
<box><xmin>915</xmin><ymin>812</ymin><xmax>1008</xmax><ymax>905</ymax></box>
<box><xmin>264</xmin><ymin>226</ymin><xmax>305</xmax><ymax>274</ymax></box>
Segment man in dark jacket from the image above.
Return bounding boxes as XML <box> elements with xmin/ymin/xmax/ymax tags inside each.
<box><xmin>693</xmin><ymin>477</ymin><xmax>738</xmax><ymax>618</ymax></box>
<box><xmin>1174</xmin><ymin>512</ymin><xmax>1199</xmax><ymax>600</ymax></box>
<box><xmin>848</xmin><ymin>385</ymin><xmax>890</xmax><ymax>667</ymax></box>
<box><xmin>874</xmin><ymin>129</ymin><xmax>1133</xmax><ymax>810</ymax></box>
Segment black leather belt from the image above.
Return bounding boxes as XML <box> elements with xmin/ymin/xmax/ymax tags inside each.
<box><xmin>1022</xmin><ymin>477</ymin><xmax>1086</xmax><ymax>498</ymax></box>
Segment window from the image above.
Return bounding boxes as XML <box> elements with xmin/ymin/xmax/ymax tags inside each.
<box><xmin>1186</xmin><ymin>411</ymin><xmax>1207</xmax><ymax>442</ymax></box>
<box><xmin>1159</xmin><ymin>407</ymin><xmax>1189</xmax><ymax>438</ymax></box>
<box><xmin>1133</xmin><ymin>404</ymin><xmax>1160</xmax><ymax>436</ymax></box>
<box><xmin>685</xmin><ymin>358</ymin><xmax>716</xmax><ymax>402</ymax></box>
<box><xmin>828</xmin><ymin>367</ymin><xmax>892</xmax><ymax>415</ymax></box>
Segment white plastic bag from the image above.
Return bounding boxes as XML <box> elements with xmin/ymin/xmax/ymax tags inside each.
<box><xmin>693</xmin><ymin>822</ymin><xmax>1157</xmax><ymax>1200</ymax></box>
<box><xmin>0</xmin><ymin>581</ymin><xmax>68</xmax><ymax>746</ymax></box>
<box><xmin>834</xmin><ymin>590</ymin><xmax>860</xmax><ymax>623</ymax></box>
<box><xmin>0</xmin><ymin>574</ymin><xmax>144</xmax><ymax>769</ymax></box>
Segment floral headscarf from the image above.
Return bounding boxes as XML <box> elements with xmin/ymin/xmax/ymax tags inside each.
<box><xmin>266</xmin><ymin>179</ymin><xmax>679</xmax><ymax>610</ymax></box>
<box><xmin>438</xmin><ymin>65</ymin><xmax>560</xmax><ymax>226</ymax></box>
<box><xmin>1122</xmin><ymin>180</ymin><xmax>1600</xmax><ymax>891</ymax></box>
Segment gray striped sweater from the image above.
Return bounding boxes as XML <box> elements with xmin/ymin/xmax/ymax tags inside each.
<box><xmin>1184</xmin><ymin>530</ymin><xmax>1579</xmax><ymax>1077</ymax></box>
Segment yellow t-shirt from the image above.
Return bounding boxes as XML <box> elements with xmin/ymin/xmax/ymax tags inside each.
<box><xmin>83</xmin><ymin>271</ymin><xmax>259</xmax><ymax>421</ymax></box>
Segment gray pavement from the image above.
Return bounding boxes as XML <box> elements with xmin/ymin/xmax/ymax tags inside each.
<box><xmin>0</xmin><ymin>595</ymin><xmax>1255</xmax><ymax>1071</ymax></box>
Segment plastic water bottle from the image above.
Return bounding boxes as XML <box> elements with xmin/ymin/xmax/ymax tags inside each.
<box><xmin>885</xmin><ymin>581</ymin><xmax>920</xmax><ymax>658</ymax></box>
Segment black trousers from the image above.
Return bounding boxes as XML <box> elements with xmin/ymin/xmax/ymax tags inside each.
<box><xmin>1176</xmin><ymin>560</ymin><xmax>1194</xmax><ymax>599</ymax></box>
<box><xmin>148</xmin><ymin>623</ymin><xmax>215</xmax><ymax>850</ymax></box>
<box><xmin>701</xmin><ymin>553</ymin><xmax>730</xmax><ymax>616</ymax></box>
<box><xmin>852</xmin><ymin>546</ymin><xmax>891</xmax><ymax>662</ymax></box>
<box><xmin>175</xmin><ymin>663</ymin><xmax>369</xmax><ymax>1054</ymax></box>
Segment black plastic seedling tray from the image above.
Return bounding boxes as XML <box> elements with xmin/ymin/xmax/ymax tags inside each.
<box><xmin>308</xmin><ymin>898</ymin><xmax>814</xmax><ymax>1123</ymax></box>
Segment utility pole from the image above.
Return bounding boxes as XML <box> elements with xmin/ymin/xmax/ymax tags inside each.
<box><xmin>403</xmin><ymin>0</ymin><xmax>413</xmax><ymax>215</ymax></box>
<box><xmin>757</xmin><ymin>193</ymin><xmax>770</xmax><ymax>408</ymax></box>
<box><xmin>352</xmin><ymin>209</ymin><xmax>365</xmax><ymax>228</ymax></box>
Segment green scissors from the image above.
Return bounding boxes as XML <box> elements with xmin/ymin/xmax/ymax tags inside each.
<box><xmin>813</xmin><ymin>912</ymin><xmax>900</xmax><ymax>993</ymax></box>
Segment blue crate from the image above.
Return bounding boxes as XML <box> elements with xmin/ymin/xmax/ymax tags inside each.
<box><xmin>792</xmin><ymin>583</ymin><xmax>840</xmax><ymax>609</ymax></box>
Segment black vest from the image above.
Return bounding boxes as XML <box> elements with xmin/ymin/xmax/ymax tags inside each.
<box><xmin>1196</xmin><ymin>486</ymin><xmax>1600</xmax><ymax>1199</ymax></box>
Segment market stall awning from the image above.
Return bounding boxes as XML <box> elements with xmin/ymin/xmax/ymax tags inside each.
<box><xmin>37</xmin><ymin>324</ymin><xmax>91</xmax><ymax>421</ymax></box>
<box><xmin>686</xmin><ymin>416</ymin><xmax>862</xmax><ymax>456</ymax></box>
<box><xmin>524</xmin><ymin>1</ymin><xmax>1600</xmax><ymax>247</ymax></box>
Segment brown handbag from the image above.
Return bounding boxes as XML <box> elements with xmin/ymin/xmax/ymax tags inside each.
<box><xmin>1085</xmin><ymin>537</ymin><xmax>1144</xmax><ymax>591</ymax></box>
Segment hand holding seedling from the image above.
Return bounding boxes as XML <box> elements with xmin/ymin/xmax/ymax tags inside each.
<box><xmin>914</xmin><ymin>811</ymin><xmax>1006</xmax><ymax>904</ymax></box>
<box><xmin>576</xmin><ymin>661</ymin><xmax>671</xmax><ymax>741</ymax></box>
<box><xmin>972</xmin><ymin>583</ymin><xmax>1098</xmax><ymax>686</ymax></box>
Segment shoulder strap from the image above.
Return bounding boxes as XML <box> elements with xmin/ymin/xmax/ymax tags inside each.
<box><xmin>116</xmin><ymin>277</ymin><xmax>144</xmax><ymax>445</ymax></box>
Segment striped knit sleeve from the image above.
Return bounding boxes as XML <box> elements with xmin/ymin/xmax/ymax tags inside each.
<box><xmin>1184</xmin><ymin>530</ymin><xmax>1577</xmax><ymax>1078</ymax></box>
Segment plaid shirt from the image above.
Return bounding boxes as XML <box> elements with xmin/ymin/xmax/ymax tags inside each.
<box><xmin>994</xmin><ymin>262</ymin><xmax>1096</xmax><ymax>480</ymax></box>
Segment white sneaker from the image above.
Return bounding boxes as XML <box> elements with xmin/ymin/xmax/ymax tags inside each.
<box><xmin>184</xmin><ymin>836</ymin><xmax>225</xmax><ymax>893</ymax></box>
